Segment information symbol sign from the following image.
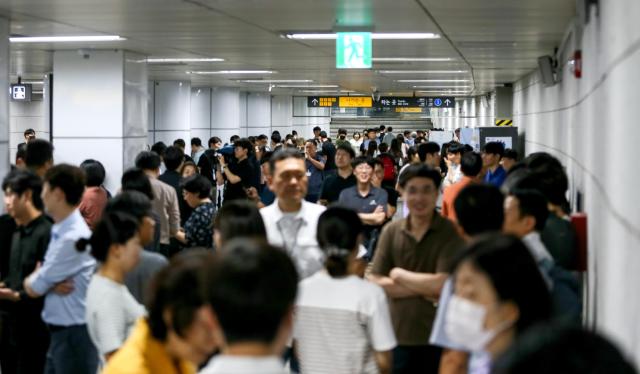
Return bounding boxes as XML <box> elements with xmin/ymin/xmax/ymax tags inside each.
<box><xmin>433</xmin><ymin>98</ymin><xmax>443</xmax><ymax>107</ymax></box>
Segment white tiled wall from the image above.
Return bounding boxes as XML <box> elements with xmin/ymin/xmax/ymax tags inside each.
<box><xmin>512</xmin><ymin>0</ymin><xmax>640</xmax><ymax>365</ymax></box>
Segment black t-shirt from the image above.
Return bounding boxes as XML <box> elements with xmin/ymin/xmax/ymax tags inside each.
<box><xmin>383</xmin><ymin>186</ymin><xmax>399</xmax><ymax>208</ymax></box>
<box><xmin>224</xmin><ymin>158</ymin><xmax>253</xmax><ymax>201</ymax></box>
<box><xmin>321</xmin><ymin>141</ymin><xmax>337</xmax><ymax>171</ymax></box>
<box><xmin>319</xmin><ymin>173</ymin><xmax>357</xmax><ymax>203</ymax></box>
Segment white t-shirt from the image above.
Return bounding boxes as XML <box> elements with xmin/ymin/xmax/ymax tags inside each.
<box><xmin>86</xmin><ymin>273</ymin><xmax>147</xmax><ymax>359</ymax></box>
<box><xmin>294</xmin><ymin>271</ymin><xmax>397</xmax><ymax>374</ymax></box>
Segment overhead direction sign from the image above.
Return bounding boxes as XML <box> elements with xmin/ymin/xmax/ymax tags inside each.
<box><xmin>336</xmin><ymin>32</ymin><xmax>372</xmax><ymax>69</ymax></box>
<box><xmin>308</xmin><ymin>96</ymin><xmax>454</xmax><ymax>108</ymax></box>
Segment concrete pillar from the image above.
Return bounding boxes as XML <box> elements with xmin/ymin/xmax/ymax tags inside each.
<box><xmin>271</xmin><ymin>95</ymin><xmax>293</xmax><ymax>136</ymax></box>
<box><xmin>149</xmin><ymin>80</ymin><xmax>191</xmax><ymax>146</ymax></box>
<box><xmin>0</xmin><ymin>18</ymin><xmax>9</xmax><ymax>181</ymax></box>
<box><xmin>190</xmin><ymin>87</ymin><xmax>211</xmax><ymax>143</ymax></box>
<box><xmin>211</xmin><ymin>87</ymin><xmax>242</xmax><ymax>145</ymax></box>
<box><xmin>52</xmin><ymin>50</ymin><xmax>148</xmax><ymax>193</ymax></box>
<box><xmin>246</xmin><ymin>93</ymin><xmax>271</xmax><ymax>137</ymax></box>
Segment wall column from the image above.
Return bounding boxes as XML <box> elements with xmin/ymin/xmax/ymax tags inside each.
<box><xmin>52</xmin><ymin>50</ymin><xmax>148</xmax><ymax>193</ymax></box>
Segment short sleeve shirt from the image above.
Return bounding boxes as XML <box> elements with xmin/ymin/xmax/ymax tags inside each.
<box><xmin>305</xmin><ymin>155</ymin><xmax>326</xmax><ymax>196</ymax></box>
<box><xmin>184</xmin><ymin>202</ymin><xmax>215</xmax><ymax>248</ymax></box>
<box><xmin>224</xmin><ymin>158</ymin><xmax>253</xmax><ymax>201</ymax></box>
<box><xmin>319</xmin><ymin>173</ymin><xmax>356</xmax><ymax>203</ymax></box>
<box><xmin>338</xmin><ymin>186</ymin><xmax>388</xmax><ymax>216</ymax></box>
<box><xmin>371</xmin><ymin>214</ymin><xmax>464</xmax><ymax>345</ymax></box>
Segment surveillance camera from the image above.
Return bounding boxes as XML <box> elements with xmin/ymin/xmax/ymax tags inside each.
<box><xmin>77</xmin><ymin>49</ymin><xmax>90</xmax><ymax>59</ymax></box>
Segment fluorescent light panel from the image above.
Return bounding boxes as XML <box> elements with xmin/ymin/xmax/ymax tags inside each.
<box><xmin>10</xmin><ymin>35</ymin><xmax>125</xmax><ymax>43</ymax></box>
<box><xmin>147</xmin><ymin>58</ymin><xmax>224</xmax><ymax>63</ymax></box>
<box><xmin>373</xmin><ymin>57</ymin><xmax>452</xmax><ymax>62</ymax></box>
<box><xmin>398</xmin><ymin>79</ymin><xmax>471</xmax><ymax>83</ymax></box>
<box><xmin>275</xmin><ymin>85</ymin><xmax>339</xmax><ymax>88</ymax></box>
<box><xmin>299</xmin><ymin>90</ymin><xmax>355</xmax><ymax>93</ymax></box>
<box><xmin>379</xmin><ymin>70</ymin><xmax>468</xmax><ymax>74</ymax></box>
<box><xmin>189</xmin><ymin>70</ymin><xmax>274</xmax><ymax>75</ymax></box>
<box><xmin>239</xmin><ymin>79</ymin><xmax>312</xmax><ymax>83</ymax></box>
<box><xmin>414</xmin><ymin>86</ymin><xmax>472</xmax><ymax>89</ymax></box>
<box><xmin>286</xmin><ymin>33</ymin><xmax>439</xmax><ymax>40</ymax></box>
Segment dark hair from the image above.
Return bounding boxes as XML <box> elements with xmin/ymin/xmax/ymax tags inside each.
<box><xmin>305</xmin><ymin>139</ymin><xmax>318</xmax><ymax>147</ymax></box>
<box><xmin>520</xmin><ymin>153</ymin><xmax>568</xmax><ymax>207</ymax></box>
<box><xmin>80</xmin><ymin>159</ymin><xmax>106</xmax><ymax>187</ymax></box>
<box><xmin>213</xmin><ymin>200</ymin><xmax>266</xmax><ymax>245</ymax></box>
<box><xmin>366</xmin><ymin>140</ymin><xmax>378</xmax><ymax>157</ymax></box>
<box><xmin>269</xmin><ymin>148</ymin><xmax>304</xmax><ymax>174</ymax></box>
<box><xmin>317</xmin><ymin>207</ymin><xmax>362</xmax><ymax>277</ymax></box>
<box><xmin>398</xmin><ymin>163</ymin><xmax>442</xmax><ymax>189</ymax></box>
<box><xmin>173</xmin><ymin>138</ymin><xmax>186</xmax><ymax>149</ymax></box>
<box><xmin>208</xmin><ymin>239</ymin><xmax>298</xmax><ymax>344</ymax></box>
<box><xmin>460</xmin><ymin>152</ymin><xmax>483</xmax><ymax>177</ymax></box>
<box><xmin>181</xmin><ymin>174</ymin><xmax>212</xmax><ymax>199</ymax></box>
<box><xmin>76</xmin><ymin>211</ymin><xmax>139</xmax><ymax>262</ymax></box>
<box><xmin>291</xmin><ymin>130</ymin><xmax>298</xmax><ymax>136</ymax></box>
<box><xmin>230</xmin><ymin>135</ymin><xmax>240</xmax><ymax>143</ymax></box>
<box><xmin>454</xmin><ymin>184</ymin><xmax>504</xmax><ymax>236</ymax></box>
<box><xmin>44</xmin><ymin>164</ymin><xmax>86</xmax><ymax>206</ymax></box>
<box><xmin>151</xmin><ymin>142</ymin><xmax>167</xmax><ymax>158</ymax></box>
<box><xmin>105</xmin><ymin>190</ymin><xmax>152</xmax><ymax>221</ymax></box>
<box><xmin>248</xmin><ymin>136</ymin><xmax>257</xmax><ymax>145</ymax></box>
<box><xmin>378</xmin><ymin>142</ymin><xmax>389</xmax><ymax>153</ymax></box>
<box><xmin>191</xmin><ymin>137</ymin><xmax>202</xmax><ymax>147</ymax></box>
<box><xmin>338</xmin><ymin>128</ymin><xmax>347</xmax><ymax>135</ymax></box>
<box><xmin>24</xmin><ymin>128</ymin><xmax>35</xmax><ymax>136</ymax></box>
<box><xmin>25</xmin><ymin>139</ymin><xmax>53</xmax><ymax>169</ymax></box>
<box><xmin>180</xmin><ymin>161</ymin><xmax>197</xmax><ymax>176</ymax></box>
<box><xmin>510</xmin><ymin>189</ymin><xmax>549</xmax><ymax>232</ymax></box>
<box><xmin>2</xmin><ymin>169</ymin><xmax>44</xmax><ymax>210</ymax></box>
<box><xmin>447</xmin><ymin>143</ymin><xmax>464</xmax><ymax>155</ymax></box>
<box><xmin>135</xmin><ymin>151</ymin><xmax>162</xmax><ymax>171</ymax></box>
<box><xmin>208</xmin><ymin>137</ymin><xmax>222</xmax><ymax>147</ymax></box>
<box><xmin>233</xmin><ymin>138</ymin><xmax>253</xmax><ymax>153</ymax></box>
<box><xmin>336</xmin><ymin>144</ymin><xmax>355</xmax><ymax>159</ymax></box>
<box><xmin>417</xmin><ymin>142</ymin><xmax>441</xmax><ymax>162</ymax></box>
<box><xmin>312</xmin><ymin>126</ymin><xmax>321</xmax><ymax>132</ymax></box>
<box><xmin>146</xmin><ymin>250</ymin><xmax>214</xmax><ymax>341</ymax></box>
<box><xmin>163</xmin><ymin>146</ymin><xmax>185</xmax><ymax>171</ymax></box>
<box><xmin>351</xmin><ymin>156</ymin><xmax>374</xmax><ymax>169</ymax></box>
<box><xmin>260</xmin><ymin>151</ymin><xmax>274</xmax><ymax>166</ymax></box>
<box><xmin>504</xmin><ymin>149</ymin><xmax>518</xmax><ymax>160</ymax></box>
<box><xmin>483</xmin><ymin>141</ymin><xmax>505</xmax><ymax>157</ymax></box>
<box><xmin>493</xmin><ymin>324</ymin><xmax>638</xmax><ymax>374</ymax></box>
<box><xmin>271</xmin><ymin>133</ymin><xmax>282</xmax><ymax>144</ymax></box>
<box><xmin>379</xmin><ymin>125</ymin><xmax>386</xmax><ymax>131</ymax></box>
<box><xmin>451</xmin><ymin>234</ymin><xmax>551</xmax><ymax>334</ymax></box>
<box><xmin>387</xmin><ymin>126</ymin><xmax>393</xmax><ymax>132</ymax></box>
<box><xmin>121</xmin><ymin>168</ymin><xmax>154</xmax><ymax>201</ymax></box>
<box><xmin>257</xmin><ymin>134</ymin><xmax>268</xmax><ymax>141</ymax></box>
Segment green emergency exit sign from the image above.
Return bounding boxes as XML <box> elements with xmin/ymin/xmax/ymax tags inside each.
<box><xmin>336</xmin><ymin>32</ymin><xmax>372</xmax><ymax>69</ymax></box>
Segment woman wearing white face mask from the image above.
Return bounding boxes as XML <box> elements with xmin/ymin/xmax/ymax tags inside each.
<box><xmin>444</xmin><ymin>234</ymin><xmax>551</xmax><ymax>372</ymax></box>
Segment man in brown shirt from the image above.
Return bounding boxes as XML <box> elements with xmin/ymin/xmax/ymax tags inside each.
<box><xmin>136</xmin><ymin>151</ymin><xmax>181</xmax><ymax>257</ymax></box>
<box><xmin>370</xmin><ymin>164</ymin><xmax>464</xmax><ymax>374</ymax></box>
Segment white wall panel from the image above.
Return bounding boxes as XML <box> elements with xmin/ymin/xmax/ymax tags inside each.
<box><xmin>123</xmin><ymin>52</ymin><xmax>148</xmax><ymax>138</ymax></box>
<box><xmin>247</xmin><ymin>93</ymin><xmax>271</xmax><ymax>130</ymax></box>
<box><xmin>153</xmin><ymin>81</ymin><xmax>190</xmax><ymax>132</ymax></box>
<box><xmin>191</xmin><ymin>87</ymin><xmax>211</xmax><ymax>140</ymax></box>
<box><xmin>512</xmin><ymin>0</ymin><xmax>640</xmax><ymax>365</ymax></box>
<box><xmin>53</xmin><ymin>50</ymin><xmax>123</xmax><ymax>138</ymax></box>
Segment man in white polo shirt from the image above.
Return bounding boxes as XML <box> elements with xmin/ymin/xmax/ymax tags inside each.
<box><xmin>260</xmin><ymin>148</ymin><xmax>326</xmax><ymax>280</ymax></box>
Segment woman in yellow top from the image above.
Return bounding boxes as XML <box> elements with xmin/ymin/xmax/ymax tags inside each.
<box><xmin>103</xmin><ymin>251</ymin><xmax>218</xmax><ymax>374</ymax></box>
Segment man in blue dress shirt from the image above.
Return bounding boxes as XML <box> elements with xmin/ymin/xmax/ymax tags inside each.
<box><xmin>24</xmin><ymin>164</ymin><xmax>98</xmax><ymax>374</ymax></box>
<box><xmin>482</xmin><ymin>141</ymin><xmax>508</xmax><ymax>187</ymax></box>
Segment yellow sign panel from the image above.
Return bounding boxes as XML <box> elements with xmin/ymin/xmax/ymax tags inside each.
<box><xmin>395</xmin><ymin>107</ymin><xmax>422</xmax><ymax>113</ymax></box>
<box><xmin>318</xmin><ymin>97</ymin><xmax>337</xmax><ymax>107</ymax></box>
<box><xmin>338</xmin><ymin>96</ymin><xmax>373</xmax><ymax>108</ymax></box>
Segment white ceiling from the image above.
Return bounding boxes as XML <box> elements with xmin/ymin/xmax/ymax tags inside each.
<box><xmin>1</xmin><ymin>0</ymin><xmax>575</xmax><ymax>96</ymax></box>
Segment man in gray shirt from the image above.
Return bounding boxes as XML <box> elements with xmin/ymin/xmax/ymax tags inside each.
<box><xmin>338</xmin><ymin>157</ymin><xmax>388</xmax><ymax>260</ymax></box>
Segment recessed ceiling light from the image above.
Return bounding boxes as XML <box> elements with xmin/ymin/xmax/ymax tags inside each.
<box><xmin>275</xmin><ymin>85</ymin><xmax>339</xmax><ymax>88</ymax></box>
<box><xmin>413</xmin><ymin>86</ymin><xmax>472</xmax><ymax>89</ymax></box>
<box><xmin>299</xmin><ymin>90</ymin><xmax>355</xmax><ymax>93</ymax></box>
<box><xmin>146</xmin><ymin>58</ymin><xmax>224</xmax><ymax>63</ymax></box>
<box><xmin>188</xmin><ymin>70</ymin><xmax>274</xmax><ymax>75</ymax></box>
<box><xmin>398</xmin><ymin>79</ymin><xmax>471</xmax><ymax>83</ymax></box>
<box><xmin>20</xmin><ymin>80</ymin><xmax>44</xmax><ymax>84</ymax></box>
<box><xmin>9</xmin><ymin>35</ymin><xmax>125</xmax><ymax>43</ymax></box>
<box><xmin>238</xmin><ymin>79</ymin><xmax>312</xmax><ymax>83</ymax></box>
<box><xmin>373</xmin><ymin>57</ymin><xmax>453</xmax><ymax>62</ymax></box>
<box><xmin>417</xmin><ymin>90</ymin><xmax>470</xmax><ymax>94</ymax></box>
<box><xmin>285</xmin><ymin>33</ymin><xmax>439</xmax><ymax>40</ymax></box>
<box><xmin>379</xmin><ymin>70</ymin><xmax>468</xmax><ymax>74</ymax></box>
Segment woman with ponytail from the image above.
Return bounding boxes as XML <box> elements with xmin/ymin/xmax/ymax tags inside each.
<box><xmin>82</xmin><ymin>211</ymin><xmax>147</xmax><ymax>364</ymax></box>
<box><xmin>292</xmin><ymin>207</ymin><xmax>397</xmax><ymax>374</ymax></box>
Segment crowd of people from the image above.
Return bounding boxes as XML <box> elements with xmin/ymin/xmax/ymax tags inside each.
<box><xmin>0</xmin><ymin>126</ymin><xmax>636</xmax><ymax>374</ymax></box>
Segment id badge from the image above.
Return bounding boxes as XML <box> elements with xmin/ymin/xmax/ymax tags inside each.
<box><xmin>306</xmin><ymin>170</ymin><xmax>312</xmax><ymax>177</ymax></box>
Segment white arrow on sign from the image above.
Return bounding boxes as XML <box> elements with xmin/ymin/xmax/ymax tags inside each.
<box><xmin>444</xmin><ymin>99</ymin><xmax>452</xmax><ymax>105</ymax></box>
<box><xmin>311</xmin><ymin>99</ymin><xmax>319</xmax><ymax>106</ymax></box>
